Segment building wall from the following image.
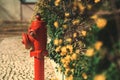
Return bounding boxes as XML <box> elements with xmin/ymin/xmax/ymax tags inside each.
<box><xmin>0</xmin><ymin>0</ymin><xmax>35</xmax><ymax>22</ymax></box>
<box><xmin>21</xmin><ymin>4</ymin><xmax>34</xmax><ymax>22</ymax></box>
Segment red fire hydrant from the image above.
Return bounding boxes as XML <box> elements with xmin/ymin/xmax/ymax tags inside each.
<box><xmin>22</xmin><ymin>13</ymin><xmax>48</xmax><ymax>80</ymax></box>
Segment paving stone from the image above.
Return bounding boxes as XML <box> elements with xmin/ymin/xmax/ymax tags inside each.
<box><xmin>0</xmin><ymin>36</ymin><xmax>56</xmax><ymax>80</ymax></box>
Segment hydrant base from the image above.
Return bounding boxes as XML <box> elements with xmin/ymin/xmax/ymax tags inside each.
<box><xmin>34</xmin><ymin>57</ymin><xmax>44</xmax><ymax>80</ymax></box>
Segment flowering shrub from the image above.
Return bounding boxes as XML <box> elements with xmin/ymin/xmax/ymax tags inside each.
<box><xmin>34</xmin><ymin>0</ymin><xmax>120</xmax><ymax>80</ymax></box>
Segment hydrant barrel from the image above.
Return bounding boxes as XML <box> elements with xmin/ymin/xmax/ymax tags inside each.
<box><xmin>34</xmin><ymin>57</ymin><xmax>44</xmax><ymax>80</ymax></box>
<box><xmin>22</xmin><ymin>14</ymin><xmax>48</xmax><ymax>80</ymax></box>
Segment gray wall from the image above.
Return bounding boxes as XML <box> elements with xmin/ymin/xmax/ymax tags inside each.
<box><xmin>0</xmin><ymin>0</ymin><xmax>34</xmax><ymax>22</ymax></box>
<box><xmin>21</xmin><ymin>4</ymin><xmax>34</xmax><ymax>22</ymax></box>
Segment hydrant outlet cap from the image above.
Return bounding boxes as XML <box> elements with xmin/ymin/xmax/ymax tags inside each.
<box><xmin>22</xmin><ymin>33</ymin><xmax>31</xmax><ymax>49</ymax></box>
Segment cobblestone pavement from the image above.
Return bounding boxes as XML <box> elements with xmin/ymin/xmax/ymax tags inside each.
<box><xmin>0</xmin><ymin>36</ymin><xmax>56</xmax><ymax>80</ymax></box>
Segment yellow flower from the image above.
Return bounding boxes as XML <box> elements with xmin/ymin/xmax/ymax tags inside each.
<box><xmin>66</xmin><ymin>61</ymin><xmax>70</xmax><ymax>65</ymax></box>
<box><xmin>81</xmin><ymin>30</ymin><xmax>87</xmax><ymax>37</ymax></box>
<box><xmin>71</xmin><ymin>69</ymin><xmax>74</xmax><ymax>73</ymax></box>
<box><xmin>66</xmin><ymin>45</ymin><xmax>73</xmax><ymax>53</ymax></box>
<box><xmin>94</xmin><ymin>74</ymin><xmax>106</xmax><ymax>80</ymax></box>
<box><xmin>86</xmin><ymin>48</ymin><xmax>94</xmax><ymax>57</ymax></box>
<box><xmin>62</xmin><ymin>58</ymin><xmax>70</xmax><ymax>67</ymax></box>
<box><xmin>94</xmin><ymin>41</ymin><xmax>103</xmax><ymax>50</ymax></box>
<box><xmin>54</xmin><ymin>2</ymin><xmax>59</xmax><ymax>6</ymax></box>
<box><xmin>87</xmin><ymin>4</ymin><xmax>92</xmax><ymax>10</ymax></box>
<box><xmin>75</xmin><ymin>49</ymin><xmax>80</xmax><ymax>54</ymax></box>
<box><xmin>54</xmin><ymin>0</ymin><xmax>61</xmax><ymax>6</ymax></box>
<box><xmin>72</xmin><ymin>19</ymin><xmax>80</xmax><ymax>25</ymax></box>
<box><xmin>55</xmin><ymin>46</ymin><xmax>61</xmax><ymax>52</ymax></box>
<box><xmin>63</xmin><ymin>62</ymin><xmax>69</xmax><ymax>68</ymax></box>
<box><xmin>54</xmin><ymin>21</ymin><xmax>59</xmax><ymax>28</ymax></box>
<box><xmin>64</xmin><ymin>18</ymin><xmax>69</xmax><ymax>23</ymax></box>
<box><xmin>78</xmin><ymin>3</ymin><xmax>85</xmax><ymax>13</ymax></box>
<box><xmin>54</xmin><ymin>38</ymin><xmax>59</xmax><ymax>46</ymax></box>
<box><xmin>54</xmin><ymin>39</ymin><xmax>62</xmax><ymax>46</ymax></box>
<box><xmin>71</xmin><ymin>53</ymin><xmax>77</xmax><ymax>60</ymax></box>
<box><xmin>69</xmin><ymin>75</ymin><xmax>73</xmax><ymax>80</ymax></box>
<box><xmin>65</xmin><ymin>55</ymin><xmax>71</xmax><ymax>61</ymax></box>
<box><xmin>66</xmin><ymin>75</ymin><xmax>73</xmax><ymax>80</ymax></box>
<box><xmin>60</xmin><ymin>46</ymin><xmax>67</xmax><ymax>56</ymax></box>
<box><xmin>66</xmin><ymin>38</ymin><xmax>72</xmax><ymax>43</ymax></box>
<box><xmin>73</xmin><ymin>32</ymin><xmax>77</xmax><ymax>38</ymax></box>
<box><xmin>82</xmin><ymin>73</ymin><xmax>88</xmax><ymax>79</ymax></box>
<box><xmin>58</xmin><ymin>67</ymin><xmax>62</xmax><ymax>72</ymax></box>
<box><xmin>65</xmin><ymin>68</ymin><xmax>70</xmax><ymax>75</ymax></box>
<box><xmin>95</xmin><ymin>18</ymin><xmax>107</xmax><ymax>29</ymax></box>
<box><xmin>91</xmin><ymin>14</ymin><xmax>98</xmax><ymax>20</ymax></box>
<box><xmin>73</xmin><ymin>0</ymin><xmax>78</xmax><ymax>7</ymax></box>
<box><xmin>94</xmin><ymin>0</ymin><xmax>100</xmax><ymax>3</ymax></box>
<box><xmin>65</xmin><ymin>12</ymin><xmax>70</xmax><ymax>17</ymax></box>
<box><xmin>50</xmin><ymin>77</ymin><xmax>59</xmax><ymax>80</ymax></box>
<box><xmin>61</xmin><ymin>58</ymin><xmax>66</xmax><ymax>64</ymax></box>
<box><xmin>63</xmin><ymin>24</ymin><xmax>68</xmax><ymax>29</ymax></box>
<box><xmin>73</xmin><ymin>63</ymin><xmax>75</xmax><ymax>66</ymax></box>
<box><xmin>61</xmin><ymin>46</ymin><xmax>67</xmax><ymax>53</ymax></box>
<box><xmin>59</xmin><ymin>39</ymin><xmax>63</xmax><ymax>45</ymax></box>
<box><xmin>61</xmin><ymin>52</ymin><xmax>67</xmax><ymax>56</ymax></box>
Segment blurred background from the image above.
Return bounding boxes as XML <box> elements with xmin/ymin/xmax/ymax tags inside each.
<box><xmin>0</xmin><ymin>0</ymin><xmax>37</xmax><ymax>37</ymax></box>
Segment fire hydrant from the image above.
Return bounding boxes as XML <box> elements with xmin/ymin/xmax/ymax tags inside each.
<box><xmin>22</xmin><ymin>13</ymin><xmax>48</xmax><ymax>80</ymax></box>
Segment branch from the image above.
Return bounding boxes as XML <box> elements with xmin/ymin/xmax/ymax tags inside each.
<box><xmin>96</xmin><ymin>9</ymin><xmax>120</xmax><ymax>15</ymax></box>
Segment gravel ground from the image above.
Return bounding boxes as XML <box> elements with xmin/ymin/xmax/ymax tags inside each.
<box><xmin>0</xmin><ymin>36</ymin><xmax>56</xmax><ymax>80</ymax></box>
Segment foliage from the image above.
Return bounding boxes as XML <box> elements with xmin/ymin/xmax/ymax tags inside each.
<box><xmin>35</xmin><ymin>0</ymin><xmax>120</xmax><ymax>80</ymax></box>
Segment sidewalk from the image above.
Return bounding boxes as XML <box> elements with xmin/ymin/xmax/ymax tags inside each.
<box><xmin>0</xmin><ymin>36</ymin><xmax>56</xmax><ymax>80</ymax></box>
